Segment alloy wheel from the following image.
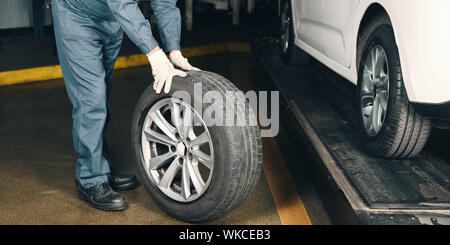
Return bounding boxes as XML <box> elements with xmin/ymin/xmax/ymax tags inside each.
<box><xmin>140</xmin><ymin>98</ymin><xmax>214</xmax><ymax>202</ymax></box>
<box><xmin>360</xmin><ymin>45</ymin><xmax>390</xmax><ymax>136</ymax></box>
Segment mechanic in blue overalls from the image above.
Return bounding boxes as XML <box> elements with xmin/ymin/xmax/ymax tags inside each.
<box><xmin>52</xmin><ymin>0</ymin><xmax>199</xmax><ymax>211</ymax></box>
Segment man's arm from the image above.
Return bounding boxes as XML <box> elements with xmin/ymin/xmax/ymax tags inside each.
<box><xmin>107</xmin><ymin>0</ymin><xmax>187</xmax><ymax>95</ymax></box>
<box><xmin>150</xmin><ymin>0</ymin><xmax>181</xmax><ymax>52</ymax></box>
<box><xmin>106</xmin><ymin>0</ymin><xmax>159</xmax><ymax>54</ymax></box>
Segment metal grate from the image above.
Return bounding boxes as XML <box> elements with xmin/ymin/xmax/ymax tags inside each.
<box><xmin>0</xmin><ymin>0</ymin><xmax>33</xmax><ymax>29</ymax></box>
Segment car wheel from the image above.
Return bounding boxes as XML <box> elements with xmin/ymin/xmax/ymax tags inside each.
<box><xmin>280</xmin><ymin>0</ymin><xmax>310</xmax><ymax>66</ymax></box>
<box><xmin>356</xmin><ymin>23</ymin><xmax>431</xmax><ymax>159</ymax></box>
<box><xmin>131</xmin><ymin>71</ymin><xmax>262</xmax><ymax>222</ymax></box>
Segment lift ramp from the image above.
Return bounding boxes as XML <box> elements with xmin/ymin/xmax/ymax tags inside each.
<box><xmin>253</xmin><ymin>39</ymin><xmax>450</xmax><ymax>225</ymax></box>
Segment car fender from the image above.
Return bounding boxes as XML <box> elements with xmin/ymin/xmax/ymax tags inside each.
<box><xmin>354</xmin><ymin>0</ymin><xmax>450</xmax><ymax>104</ymax></box>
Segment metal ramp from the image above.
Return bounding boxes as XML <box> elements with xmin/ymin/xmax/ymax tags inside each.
<box><xmin>254</xmin><ymin>40</ymin><xmax>450</xmax><ymax>225</ymax></box>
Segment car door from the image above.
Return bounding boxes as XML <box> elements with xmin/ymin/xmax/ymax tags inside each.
<box><xmin>322</xmin><ymin>0</ymin><xmax>360</xmax><ymax>68</ymax></box>
<box><xmin>291</xmin><ymin>0</ymin><xmax>325</xmax><ymax>55</ymax></box>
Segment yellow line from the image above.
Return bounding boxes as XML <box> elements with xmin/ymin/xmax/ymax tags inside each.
<box><xmin>0</xmin><ymin>42</ymin><xmax>250</xmax><ymax>87</ymax></box>
<box><xmin>262</xmin><ymin>137</ymin><xmax>312</xmax><ymax>225</ymax></box>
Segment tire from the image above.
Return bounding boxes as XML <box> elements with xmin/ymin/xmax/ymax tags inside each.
<box><xmin>131</xmin><ymin>71</ymin><xmax>262</xmax><ymax>222</ymax></box>
<box><xmin>356</xmin><ymin>22</ymin><xmax>431</xmax><ymax>159</ymax></box>
<box><xmin>280</xmin><ymin>0</ymin><xmax>311</xmax><ymax>66</ymax></box>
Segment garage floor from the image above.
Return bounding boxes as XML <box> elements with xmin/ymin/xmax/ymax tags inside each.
<box><xmin>0</xmin><ymin>50</ymin><xmax>331</xmax><ymax>224</ymax></box>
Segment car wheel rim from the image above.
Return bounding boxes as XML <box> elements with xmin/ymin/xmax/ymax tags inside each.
<box><xmin>280</xmin><ymin>2</ymin><xmax>290</xmax><ymax>54</ymax></box>
<box><xmin>360</xmin><ymin>45</ymin><xmax>390</xmax><ymax>137</ymax></box>
<box><xmin>140</xmin><ymin>98</ymin><xmax>214</xmax><ymax>202</ymax></box>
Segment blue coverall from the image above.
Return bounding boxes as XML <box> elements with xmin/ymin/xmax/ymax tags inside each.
<box><xmin>52</xmin><ymin>0</ymin><xmax>181</xmax><ymax>188</ymax></box>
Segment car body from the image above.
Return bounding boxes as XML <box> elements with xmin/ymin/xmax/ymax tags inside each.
<box><xmin>290</xmin><ymin>0</ymin><xmax>450</xmax><ymax>117</ymax></box>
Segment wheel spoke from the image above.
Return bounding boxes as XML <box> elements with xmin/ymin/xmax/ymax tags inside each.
<box><xmin>144</xmin><ymin>128</ymin><xmax>176</xmax><ymax>146</ymax></box>
<box><xmin>379</xmin><ymin>91</ymin><xmax>388</xmax><ymax>112</ymax></box>
<box><xmin>149</xmin><ymin>151</ymin><xmax>176</xmax><ymax>170</ymax></box>
<box><xmin>181</xmin><ymin>160</ymin><xmax>191</xmax><ymax>199</ymax></box>
<box><xmin>193</xmin><ymin>160</ymin><xmax>206</xmax><ymax>186</ymax></box>
<box><xmin>364</xmin><ymin>52</ymin><xmax>374</xmax><ymax>80</ymax></box>
<box><xmin>182</xmin><ymin>106</ymin><xmax>193</xmax><ymax>139</ymax></box>
<box><xmin>191</xmin><ymin>149</ymin><xmax>213</xmax><ymax>169</ymax></box>
<box><xmin>186</xmin><ymin>158</ymin><xmax>204</xmax><ymax>194</ymax></box>
<box><xmin>377</xmin><ymin>98</ymin><xmax>384</xmax><ymax>126</ymax></box>
<box><xmin>159</xmin><ymin>157</ymin><xmax>180</xmax><ymax>189</ymax></box>
<box><xmin>371</xmin><ymin>47</ymin><xmax>377</xmax><ymax>77</ymax></box>
<box><xmin>170</xmin><ymin>102</ymin><xmax>183</xmax><ymax>137</ymax></box>
<box><xmin>363</xmin><ymin>68</ymin><xmax>374</xmax><ymax>87</ymax></box>
<box><xmin>364</xmin><ymin>67</ymin><xmax>372</xmax><ymax>78</ymax></box>
<box><xmin>189</xmin><ymin>132</ymin><xmax>209</xmax><ymax>148</ymax></box>
<box><xmin>374</xmin><ymin>48</ymin><xmax>382</xmax><ymax>77</ymax></box>
<box><xmin>372</xmin><ymin>96</ymin><xmax>381</xmax><ymax>131</ymax></box>
<box><xmin>149</xmin><ymin>110</ymin><xmax>177</xmax><ymax>141</ymax></box>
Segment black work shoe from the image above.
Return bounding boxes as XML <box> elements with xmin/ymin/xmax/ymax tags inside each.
<box><xmin>108</xmin><ymin>173</ymin><xmax>140</xmax><ymax>191</ymax></box>
<box><xmin>76</xmin><ymin>180</ymin><xmax>127</xmax><ymax>211</ymax></box>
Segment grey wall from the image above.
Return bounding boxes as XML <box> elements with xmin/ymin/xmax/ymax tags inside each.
<box><xmin>0</xmin><ymin>0</ymin><xmax>53</xmax><ymax>30</ymax></box>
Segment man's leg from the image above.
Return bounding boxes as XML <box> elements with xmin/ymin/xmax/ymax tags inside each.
<box><xmin>101</xmin><ymin>29</ymin><xmax>141</xmax><ymax>191</ymax></box>
<box><xmin>52</xmin><ymin>0</ymin><xmax>126</xmax><ymax>211</ymax></box>
<box><xmin>101</xmin><ymin>30</ymin><xmax>124</xmax><ymax>172</ymax></box>
<box><xmin>150</xmin><ymin>0</ymin><xmax>181</xmax><ymax>52</ymax></box>
<box><xmin>52</xmin><ymin>0</ymin><xmax>111</xmax><ymax>188</ymax></box>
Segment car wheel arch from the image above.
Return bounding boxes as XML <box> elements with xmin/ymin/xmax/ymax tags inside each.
<box><xmin>355</xmin><ymin>3</ymin><xmax>392</xmax><ymax>73</ymax></box>
<box><xmin>354</xmin><ymin>1</ymin><xmax>419</xmax><ymax>105</ymax></box>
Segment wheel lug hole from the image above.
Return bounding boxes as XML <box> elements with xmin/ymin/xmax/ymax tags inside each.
<box><xmin>188</xmin><ymin>153</ymin><xmax>193</xmax><ymax>161</ymax></box>
<box><xmin>186</xmin><ymin>138</ymin><xmax>191</xmax><ymax>144</ymax></box>
<box><xmin>170</xmin><ymin>145</ymin><xmax>176</xmax><ymax>152</ymax></box>
<box><xmin>175</xmin><ymin>133</ymin><xmax>181</xmax><ymax>140</ymax></box>
<box><xmin>178</xmin><ymin>158</ymin><xmax>184</xmax><ymax>165</ymax></box>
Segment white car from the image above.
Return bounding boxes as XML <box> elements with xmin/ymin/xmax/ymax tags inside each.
<box><xmin>280</xmin><ymin>0</ymin><xmax>450</xmax><ymax>158</ymax></box>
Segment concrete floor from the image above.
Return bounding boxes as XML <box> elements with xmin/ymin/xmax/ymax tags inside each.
<box><xmin>0</xmin><ymin>51</ymin><xmax>330</xmax><ymax>224</ymax></box>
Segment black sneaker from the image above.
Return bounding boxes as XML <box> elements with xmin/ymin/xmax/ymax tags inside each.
<box><xmin>108</xmin><ymin>173</ymin><xmax>140</xmax><ymax>191</ymax></box>
<box><xmin>76</xmin><ymin>180</ymin><xmax>127</xmax><ymax>211</ymax></box>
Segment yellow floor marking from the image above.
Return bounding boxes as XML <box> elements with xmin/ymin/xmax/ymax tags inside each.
<box><xmin>262</xmin><ymin>137</ymin><xmax>312</xmax><ymax>225</ymax></box>
<box><xmin>0</xmin><ymin>42</ymin><xmax>250</xmax><ymax>87</ymax></box>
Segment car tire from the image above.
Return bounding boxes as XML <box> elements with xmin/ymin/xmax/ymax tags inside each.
<box><xmin>280</xmin><ymin>0</ymin><xmax>311</xmax><ymax>66</ymax></box>
<box><xmin>131</xmin><ymin>71</ymin><xmax>262</xmax><ymax>222</ymax></box>
<box><xmin>356</xmin><ymin>23</ymin><xmax>431</xmax><ymax>159</ymax></box>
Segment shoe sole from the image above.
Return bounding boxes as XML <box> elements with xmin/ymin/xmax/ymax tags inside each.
<box><xmin>78</xmin><ymin>189</ymin><xmax>127</xmax><ymax>212</ymax></box>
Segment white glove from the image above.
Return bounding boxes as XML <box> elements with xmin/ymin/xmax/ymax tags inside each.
<box><xmin>169</xmin><ymin>50</ymin><xmax>201</xmax><ymax>71</ymax></box>
<box><xmin>148</xmin><ymin>49</ymin><xmax>187</xmax><ymax>94</ymax></box>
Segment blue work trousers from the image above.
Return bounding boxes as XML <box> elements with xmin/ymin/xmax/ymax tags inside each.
<box><xmin>52</xmin><ymin>0</ymin><xmax>180</xmax><ymax>188</ymax></box>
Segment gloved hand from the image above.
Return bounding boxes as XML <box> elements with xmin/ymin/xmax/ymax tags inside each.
<box><xmin>169</xmin><ymin>50</ymin><xmax>201</xmax><ymax>71</ymax></box>
<box><xmin>148</xmin><ymin>49</ymin><xmax>187</xmax><ymax>94</ymax></box>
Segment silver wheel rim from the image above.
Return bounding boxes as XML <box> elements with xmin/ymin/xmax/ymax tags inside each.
<box><xmin>360</xmin><ymin>45</ymin><xmax>390</xmax><ymax>137</ymax></box>
<box><xmin>140</xmin><ymin>98</ymin><xmax>214</xmax><ymax>202</ymax></box>
<box><xmin>280</xmin><ymin>2</ymin><xmax>290</xmax><ymax>54</ymax></box>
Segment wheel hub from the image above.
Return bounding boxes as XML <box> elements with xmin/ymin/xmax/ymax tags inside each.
<box><xmin>176</xmin><ymin>142</ymin><xmax>186</xmax><ymax>157</ymax></box>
